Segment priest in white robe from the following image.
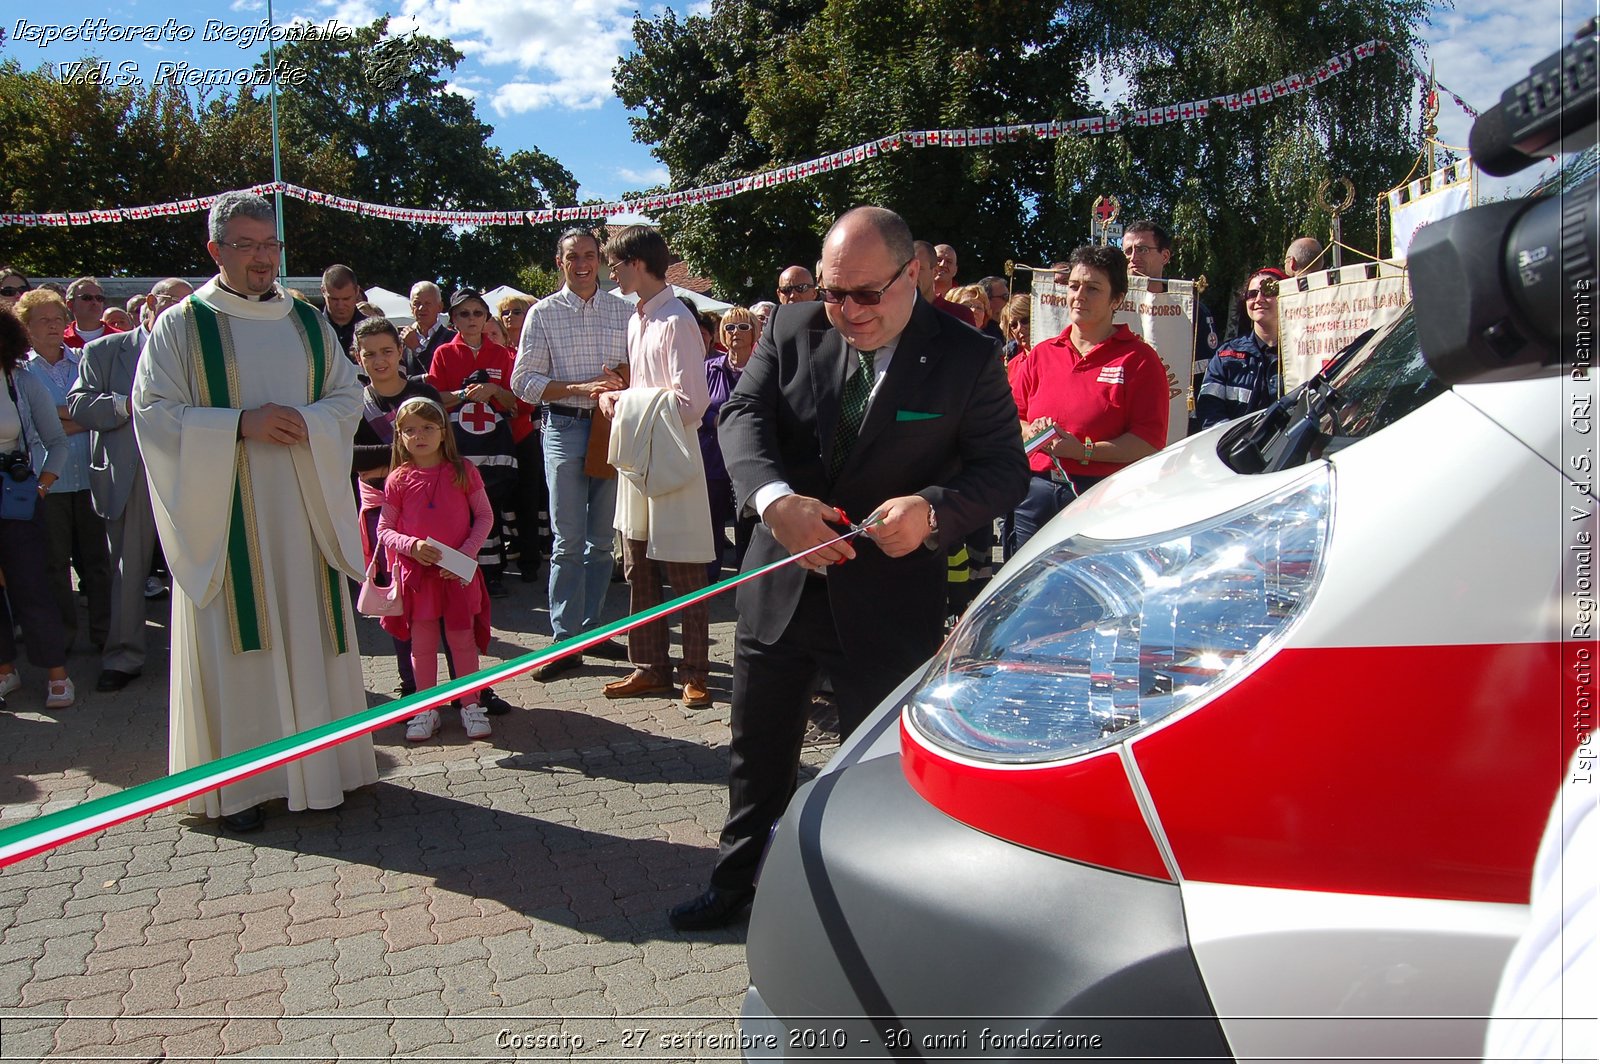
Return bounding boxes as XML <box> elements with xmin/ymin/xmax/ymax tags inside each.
<box><xmin>133</xmin><ymin>191</ymin><xmax>377</xmax><ymax>831</ymax></box>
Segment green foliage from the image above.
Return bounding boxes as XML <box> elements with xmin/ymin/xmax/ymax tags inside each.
<box><xmin>515</xmin><ymin>263</ymin><xmax>564</xmax><ymax>300</ymax></box>
<box><xmin>615</xmin><ymin>0</ymin><xmax>1431</xmax><ymax>318</ymax></box>
<box><xmin>0</xmin><ymin>22</ymin><xmax>577</xmax><ymax>291</ymax></box>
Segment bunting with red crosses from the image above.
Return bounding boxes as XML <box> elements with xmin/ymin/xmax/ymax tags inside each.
<box><xmin>2</xmin><ymin>42</ymin><xmax>1477</xmax><ymax>229</ymax></box>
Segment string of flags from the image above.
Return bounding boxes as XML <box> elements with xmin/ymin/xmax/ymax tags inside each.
<box><xmin>1</xmin><ymin>39</ymin><xmax>1472</xmax><ymax>230</ymax></box>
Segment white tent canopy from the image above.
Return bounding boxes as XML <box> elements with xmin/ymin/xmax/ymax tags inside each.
<box><xmin>481</xmin><ymin>284</ymin><xmax>536</xmax><ymax>310</ymax></box>
<box><xmin>613</xmin><ymin>284</ymin><xmax>735</xmax><ymax>314</ymax></box>
<box><xmin>362</xmin><ymin>285</ymin><xmax>413</xmax><ymax>326</ymax></box>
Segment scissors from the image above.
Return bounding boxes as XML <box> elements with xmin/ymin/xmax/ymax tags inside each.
<box><xmin>832</xmin><ymin>507</ymin><xmax>887</xmax><ymax>538</ymax></box>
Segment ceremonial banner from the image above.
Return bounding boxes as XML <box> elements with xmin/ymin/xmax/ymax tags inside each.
<box><xmin>1278</xmin><ymin>263</ymin><xmax>1411</xmax><ymax>393</ymax></box>
<box><xmin>1031</xmin><ymin>272</ymin><xmax>1195</xmax><ymax>445</ymax></box>
<box><xmin>1388</xmin><ymin>162</ymin><xmax>1474</xmax><ymax>261</ymax></box>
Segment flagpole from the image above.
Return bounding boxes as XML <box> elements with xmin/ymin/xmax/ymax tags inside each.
<box><xmin>267</xmin><ymin>0</ymin><xmax>287</xmax><ymax>278</ymax></box>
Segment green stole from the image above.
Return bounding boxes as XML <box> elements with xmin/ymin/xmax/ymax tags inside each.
<box><xmin>183</xmin><ymin>294</ymin><xmax>349</xmax><ymax>656</ymax></box>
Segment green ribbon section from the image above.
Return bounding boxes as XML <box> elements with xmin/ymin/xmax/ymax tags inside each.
<box><xmin>190</xmin><ymin>297</ymin><xmax>267</xmax><ymax>653</ymax></box>
<box><xmin>0</xmin><ymin>545</ymin><xmax>814</xmax><ymax>867</ymax></box>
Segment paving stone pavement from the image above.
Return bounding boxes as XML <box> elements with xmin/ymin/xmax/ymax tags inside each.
<box><xmin>0</xmin><ymin>568</ymin><xmax>839</xmax><ymax>1062</ymax></box>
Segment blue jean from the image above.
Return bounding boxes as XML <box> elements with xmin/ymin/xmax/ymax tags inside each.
<box><xmin>543</xmin><ymin>414</ymin><xmax>618</xmax><ymax>640</ymax></box>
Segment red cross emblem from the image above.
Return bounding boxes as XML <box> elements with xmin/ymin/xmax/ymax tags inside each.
<box><xmin>1094</xmin><ymin>199</ymin><xmax>1117</xmax><ymax>224</ymax></box>
<box><xmin>457</xmin><ymin>402</ymin><xmax>498</xmax><ymax>434</ymax></box>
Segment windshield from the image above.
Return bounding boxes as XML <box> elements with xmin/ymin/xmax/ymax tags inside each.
<box><xmin>1221</xmin><ymin>305</ymin><xmax>1445</xmax><ymax>473</ymax></box>
<box><xmin>1324</xmin><ymin>308</ymin><xmax>1445</xmax><ymax>440</ymax></box>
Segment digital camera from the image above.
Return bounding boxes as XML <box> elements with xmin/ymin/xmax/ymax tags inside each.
<box><xmin>1</xmin><ymin>452</ymin><xmax>34</xmax><ymax>482</ymax></box>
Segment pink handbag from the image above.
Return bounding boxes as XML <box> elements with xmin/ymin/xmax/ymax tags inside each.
<box><xmin>356</xmin><ymin>550</ymin><xmax>402</xmax><ymax>617</ymax></box>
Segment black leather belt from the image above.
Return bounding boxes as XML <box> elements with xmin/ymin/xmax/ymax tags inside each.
<box><xmin>544</xmin><ymin>403</ymin><xmax>595</xmax><ymax>420</ymax></box>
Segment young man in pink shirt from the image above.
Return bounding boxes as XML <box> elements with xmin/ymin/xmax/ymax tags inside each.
<box><xmin>598</xmin><ymin>226</ymin><xmax>716</xmax><ymax>708</ymax></box>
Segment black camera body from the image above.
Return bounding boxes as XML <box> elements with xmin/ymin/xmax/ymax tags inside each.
<box><xmin>1410</xmin><ymin>20</ymin><xmax>1598</xmax><ymax>385</ymax></box>
<box><xmin>1</xmin><ymin>451</ymin><xmax>34</xmax><ymax>482</ymax></box>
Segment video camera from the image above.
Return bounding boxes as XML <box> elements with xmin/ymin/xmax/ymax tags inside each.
<box><xmin>1409</xmin><ymin>19</ymin><xmax>1597</xmax><ymax>384</ymax></box>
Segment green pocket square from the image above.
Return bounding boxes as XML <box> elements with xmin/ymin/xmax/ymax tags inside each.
<box><xmin>896</xmin><ymin>409</ymin><xmax>942</xmax><ymax>421</ymax></box>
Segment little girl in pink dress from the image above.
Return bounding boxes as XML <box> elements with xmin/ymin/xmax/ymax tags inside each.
<box><xmin>377</xmin><ymin>397</ymin><xmax>495</xmax><ymax>741</ymax></box>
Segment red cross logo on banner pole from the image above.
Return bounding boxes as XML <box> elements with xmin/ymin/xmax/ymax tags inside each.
<box><xmin>457</xmin><ymin>402</ymin><xmax>498</xmax><ymax>434</ymax></box>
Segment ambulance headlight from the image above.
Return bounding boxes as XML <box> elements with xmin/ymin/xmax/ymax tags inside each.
<box><xmin>907</xmin><ymin>470</ymin><xmax>1331</xmax><ymax>764</ymax></box>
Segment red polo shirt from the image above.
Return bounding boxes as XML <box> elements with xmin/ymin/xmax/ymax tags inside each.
<box><xmin>1010</xmin><ymin>323</ymin><xmax>1169</xmax><ymax>478</ymax></box>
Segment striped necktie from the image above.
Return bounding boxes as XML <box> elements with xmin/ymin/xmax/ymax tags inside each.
<box><xmin>829</xmin><ymin>347</ymin><xmax>877</xmax><ymax>479</ymax></box>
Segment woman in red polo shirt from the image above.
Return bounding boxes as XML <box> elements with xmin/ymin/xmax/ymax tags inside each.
<box><xmin>1006</xmin><ymin>244</ymin><xmax>1169</xmax><ymax>556</ymax></box>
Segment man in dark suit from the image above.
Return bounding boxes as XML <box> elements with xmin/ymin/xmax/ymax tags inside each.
<box><xmin>668</xmin><ymin>206</ymin><xmax>1029</xmax><ymax>930</ymax></box>
<box><xmin>68</xmin><ymin>277</ymin><xmax>192</xmax><ymax>692</ymax></box>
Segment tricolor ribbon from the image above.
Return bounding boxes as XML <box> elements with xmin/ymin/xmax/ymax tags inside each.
<box><xmin>0</xmin><ymin>523</ymin><xmax>881</xmax><ymax>871</ymax></box>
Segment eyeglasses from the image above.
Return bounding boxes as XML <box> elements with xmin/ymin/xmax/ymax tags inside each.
<box><xmin>1123</xmin><ymin>244</ymin><xmax>1162</xmax><ymax>256</ymax></box>
<box><xmin>453</xmin><ymin>308</ymin><xmax>488</xmax><ymax>319</ymax></box>
<box><xmin>817</xmin><ymin>260</ymin><xmax>911</xmax><ymax>306</ymax></box>
<box><xmin>72</xmin><ymin>293</ymin><xmax>105</xmax><ymax>303</ymax></box>
<box><xmin>723</xmin><ymin>322</ymin><xmax>753</xmax><ymax>333</ymax></box>
<box><xmin>777</xmin><ymin>283</ymin><xmax>815</xmax><ymax>295</ymax></box>
<box><xmin>0</xmin><ymin>286</ymin><xmax>27</xmax><ymax>297</ymax></box>
<box><xmin>1245</xmin><ymin>281</ymin><xmax>1280</xmax><ymax>299</ymax></box>
<box><xmin>220</xmin><ymin>239</ymin><xmax>284</xmax><ymax>255</ymax></box>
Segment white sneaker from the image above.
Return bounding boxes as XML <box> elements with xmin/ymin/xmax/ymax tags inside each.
<box><xmin>404</xmin><ymin>709</ymin><xmax>440</xmax><ymax>742</ymax></box>
<box><xmin>460</xmin><ymin>703</ymin><xmax>492</xmax><ymax>740</ymax></box>
<box><xmin>0</xmin><ymin>671</ymin><xmax>20</xmax><ymax>699</ymax></box>
<box><xmin>45</xmin><ymin>678</ymin><xmax>75</xmax><ymax>709</ymax></box>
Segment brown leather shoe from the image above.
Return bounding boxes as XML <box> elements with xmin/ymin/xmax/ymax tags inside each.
<box><xmin>603</xmin><ymin>668</ymin><xmax>671</xmax><ymax>699</ymax></box>
<box><xmin>681</xmin><ymin>679</ymin><xmax>712</xmax><ymax>708</ymax></box>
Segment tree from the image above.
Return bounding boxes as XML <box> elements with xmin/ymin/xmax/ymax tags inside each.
<box><xmin>615</xmin><ymin>0</ymin><xmax>1430</xmax><ymax>312</ymax></box>
<box><xmin>247</xmin><ymin>19</ymin><xmax>577</xmax><ymax>290</ymax></box>
<box><xmin>0</xmin><ymin>22</ymin><xmax>580</xmax><ymax>291</ymax></box>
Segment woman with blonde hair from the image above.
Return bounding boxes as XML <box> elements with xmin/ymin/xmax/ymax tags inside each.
<box><xmin>701</xmin><ymin>305</ymin><xmax>759</xmax><ymax>571</ymax></box>
<box><xmin>999</xmin><ymin>294</ymin><xmax>1032</xmax><ymax>367</ymax></box>
<box><xmin>947</xmin><ymin>284</ymin><xmax>991</xmax><ymax>331</ymax></box>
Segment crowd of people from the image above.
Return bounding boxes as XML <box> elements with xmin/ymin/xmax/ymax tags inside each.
<box><xmin>0</xmin><ymin>192</ymin><xmax>1315</xmax><ymax>924</ymax></box>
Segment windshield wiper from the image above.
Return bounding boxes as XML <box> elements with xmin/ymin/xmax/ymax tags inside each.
<box><xmin>1222</xmin><ymin>329</ymin><xmax>1372</xmax><ymax>473</ymax></box>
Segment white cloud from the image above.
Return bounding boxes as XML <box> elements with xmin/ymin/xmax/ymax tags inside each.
<box><xmin>1421</xmin><ymin>0</ymin><xmax>1579</xmax><ymax>194</ymax></box>
<box><xmin>616</xmin><ymin>165</ymin><xmax>670</xmax><ymax>186</ymax></box>
<box><xmin>1421</xmin><ymin>0</ymin><xmax>1576</xmax><ymax>146</ymax></box>
<box><xmin>357</xmin><ymin>0</ymin><xmax>637</xmax><ymax>114</ymax></box>
<box><xmin>230</xmin><ymin>0</ymin><xmax>267</xmax><ymax>12</ymax></box>
<box><xmin>444</xmin><ymin>81</ymin><xmax>478</xmax><ymax>98</ymax></box>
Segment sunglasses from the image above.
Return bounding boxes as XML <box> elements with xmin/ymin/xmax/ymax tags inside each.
<box><xmin>723</xmin><ymin>322</ymin><xmax>753</xmax><ymax>333</ymax></box>
<box><xmin>817</xmin><ymin>260</ymin><xmax>911</xmax><ymax>307</ymax></box>
<box><xmin>1245</xmin><ymin>280</ymin><xmax>1280</xmax><ymax>299</ymax></box>
<box><xmin>777</xmin><ymin>283</ymin><xmax>815</xmax><ymax>295</ymax></box>
<box><xmin>0</xmin><ymin>286</ymin><xmax>28</xmax><ymax>297</ymax></box>
<box><xmin>73</xmin><ymin>293</ymin><xmax>106</xmax><ymax>303</ymax></box>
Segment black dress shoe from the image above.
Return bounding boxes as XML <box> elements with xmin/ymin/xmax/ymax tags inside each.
<box><xmin>530</xmin><ymin>654</ymin><xmax>582</xmax><ymax>681</ymax></box>
<box><xmin>479</xmin><ymin>689</ymin><xmax>514</xmax><ymax>716</ymax></box>
<box><xmin>588</xmin><ymin>638</ymin><xmax>629</xmax><ymax>661</ymax></box>
<box><xmin>486</xmin><ymin>576</ymin><xmax>509</xmax><ymax>599</ymax></box>
<box><xmin>668</xmin><ymin>887</ymin><xmax>754</xmax><ymax>931</ymax></box>
<box><xmin>96</xmin><ymin>668</ymin><xmax>140</xmax><ymax>692</ymax></box>
<box><xmin>220</xmin><ymin>806</ymin><xmax>265</xmax><ymax>833</ymax></box>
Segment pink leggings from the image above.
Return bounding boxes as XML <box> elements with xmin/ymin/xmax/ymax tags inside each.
<box><xmin>410</xmin><ymin>620</ymin><xmax>481</xmax><ymax>705</ymax></box>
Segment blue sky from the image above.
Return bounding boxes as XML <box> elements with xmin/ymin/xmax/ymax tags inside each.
<box><xmin>5</xmin><ymin>0</ymin><xmax>1585</xmax><ymax>209</ymax></box>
